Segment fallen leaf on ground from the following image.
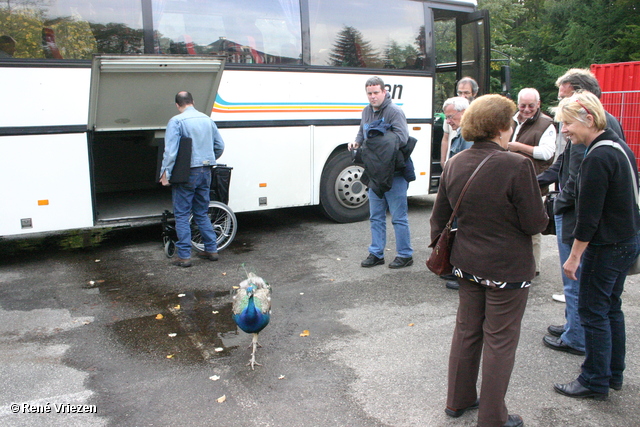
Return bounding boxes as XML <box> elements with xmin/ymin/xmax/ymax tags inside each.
<box><xmin>210</xmin><ymin>375</ymin><xmax>220</xmax><ymax>381</ymax></box>
<box><xmin>214</xmin><ymin>347</ymin><xmax>224</xmax><ymax>352</ymax></box>
<box><xmin>178</xmin><ymin>293</ymin><xmax>186</xmax><ymax>297</ymax></box>
<box><xmin>408</xmin><ymin>323</ymin><xmax>415</xmax><ymax>327</ymax></box>
<box><xmin>278</xmin><ymin>375</ymin><xmax>285</xmax><ymax>380</ymax></box>
<box><xmin>212</xmin><ymin>310</ymin><xmax>219</xmax><ymax>314</ymax></box>
<box><xmin>166</xmin><ymin>354</ymin><xmax>174</xmax><ymax>359</ymax></box>
<box><xmin>155</xmin><ymin>314</ymin><xmax>164</xmax><ymax>320</ymax></box>
<box><xmin>217</xmin><ymin>395</ymin><xmax>226</xmax><ymax>403</ymax></box>
<box><xmin>300</xmin><ymin>330</ymin><xmax>310</xmax><ymax>337</ymax></box>
<box><xmin>168</xmin><ymin>333</ymin><xmax>177</xmax><ymax>337</ymax></box>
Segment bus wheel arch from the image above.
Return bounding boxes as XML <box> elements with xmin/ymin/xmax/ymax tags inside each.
<box><xmin>319</xmin><ymin>149</ymin><xmax>369</xmax><ymax>223</ymax></box>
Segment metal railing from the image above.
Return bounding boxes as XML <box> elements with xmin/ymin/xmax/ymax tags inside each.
<box><xmin>601</xmin><ymin>90</ymin><xmax>640</xmax><ymax>169</ymax></box>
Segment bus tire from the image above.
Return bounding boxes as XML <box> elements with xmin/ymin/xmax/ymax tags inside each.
<box><xmin>190</xmin><ymin>201</ymin><xmax>237</xmax><ymax>252</ymax></box>
<box><xmin>319</xmin><ymin>150</ymin><xmax>369</xmax><ymax>223</ymax></box>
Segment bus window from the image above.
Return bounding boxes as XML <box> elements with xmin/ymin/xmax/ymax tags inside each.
<box><xmin>0</xmin><ymin>0</ymin><xmax>143</xmax><ymax>60</ymax></box>
<box><xmin>434</xmin><ymin>18</ymin><xmax>458</xmax><ymax>113</ymax></box>
<box><xmin>308</xmin><ymin>0</ymin><xmax>425</xmax><ymax>69</ymax></box>
<box><xmin>153</xmin><ymin>0</ymin><xmax>302</xmax><ymax>65</ymax></box>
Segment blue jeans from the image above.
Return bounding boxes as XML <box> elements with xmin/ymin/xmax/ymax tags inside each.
<box><xmin>555</xmin><ymin>214</ymin><xmax>585</xmax><ymax>351</ymax></box>
<box><xmin>172</xmin><ymin>167</ymin><xmax>217</xmax><ymax>259</ymax></box>
<box><xmin>368</xmin><ymin>174</ymin><xmax>412</xmax><ymax>259</ymax></box>
<box><xmin>577</xmin><ymin>232</ymin><xmax>640</xmax><ymax>393</ymax></box>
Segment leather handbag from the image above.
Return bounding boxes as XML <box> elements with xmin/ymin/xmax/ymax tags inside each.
<box><xmin>590</xmin><ymin>140</ymin><xmax>640</xmax><ymax>275</ymax></box>
<box><xmin>427</xmin><ymin>151</ymin><xmax>498</xmax><ymax>276</ymax></box>
<box><xmin>541</xmin><ymin>191</ymin><xmax>558</xmax><ymax>236</ymax></box>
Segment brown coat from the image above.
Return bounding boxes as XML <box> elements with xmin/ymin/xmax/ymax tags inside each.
<box><xmin>430</xmin><ymin>141</ymin><xmax>548</xmax><ymax>282</ymax></box>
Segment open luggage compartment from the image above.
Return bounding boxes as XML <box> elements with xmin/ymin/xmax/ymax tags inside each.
<box><xmin>87</xmin><ymin>55</ymin><xmax>225</xmax><ymax>225</ymax></box>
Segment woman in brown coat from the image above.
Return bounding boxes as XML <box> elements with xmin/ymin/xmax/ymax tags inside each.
<box><xmin>430</xmin><ymin>94</ymin><xmax>548</xmax><ymax>427</ymax></box>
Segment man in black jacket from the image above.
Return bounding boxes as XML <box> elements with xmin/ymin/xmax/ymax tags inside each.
<box><xmin>539</xmin><ymin>68</ymin><xmax>625</xmax><ymax>356</ymax></box>
<box><xmin>348</xmin><ymin>76</ymin><xmax>413</xmax><ymax>269</ymax></box>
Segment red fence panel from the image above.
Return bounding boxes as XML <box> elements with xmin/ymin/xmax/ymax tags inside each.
<box><xmin>591</xmin><ymin>61</ymin><xmax>640</xmax><ymax>92</ymax></box>
<box><xmin>600</xmin><ymin>90</ymin><xmax>640</xmax><ymax>169</ymax></box>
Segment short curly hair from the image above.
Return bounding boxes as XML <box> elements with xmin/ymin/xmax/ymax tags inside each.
<box><xmin>461</xmin><ymin>94</ymin><xmax>516</xmax><ymax>142</ymax></box>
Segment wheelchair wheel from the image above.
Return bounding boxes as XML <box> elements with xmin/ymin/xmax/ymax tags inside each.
<box><xmin>163</xmin><ymin>236</ymin><xmax>176</xmax><ymax>258</ymax></box>
<box><xmin>190</xmin><ymin>201</ymin><xmax>237</xmax><ymax>252</ymax></box>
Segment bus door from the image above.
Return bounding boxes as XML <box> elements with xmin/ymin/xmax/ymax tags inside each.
<box><xmin>430</xmin><ymin>8</ymin><xmax>490</xmax><ymax>193</ymax></box>
<box><xmin>87</xmin><ymin>55</ymin><xmax>225</xmax><ymax>226</ymax></box>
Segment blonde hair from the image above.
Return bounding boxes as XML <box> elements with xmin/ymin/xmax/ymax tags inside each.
<box><xmin>555</xmin><ymin>91</ymin><xmax>607</xmax><ymax>130</ymax></box>
<box><xmin>461</xmin><ymin>94</ymin><xmax>516</xmax><ymax>142</ymax></box>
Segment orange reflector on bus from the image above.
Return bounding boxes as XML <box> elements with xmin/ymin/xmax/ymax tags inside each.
<box><xmin>420</xmin><ymin>172</ymin><xmax>426</xmax><ymax>175</ymax></box>
<box><xmin>259</xmin><ymin>183</ymin><xmax>267</xmax><ymax>188</ymax></box>
<box><xmin>412</xmin><ymin>126</ymin><xmax>421</xmax><ymax>131</ymax></box>
<box><xmin>38</xmin><ymin>200</ymin><xmax>49</xmax><ymax>206</ymax></box>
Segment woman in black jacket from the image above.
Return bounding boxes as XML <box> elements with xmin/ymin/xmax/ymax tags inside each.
<box><xmin>554</xmin><ymin>91</ymin><xmax>640</xmax><ymax>400</ymax></box>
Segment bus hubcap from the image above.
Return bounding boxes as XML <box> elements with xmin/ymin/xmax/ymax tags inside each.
<box><xmin>334</xmin><ymin>165</ymin><xmax>367</xmax><ymax>209</ymax></box>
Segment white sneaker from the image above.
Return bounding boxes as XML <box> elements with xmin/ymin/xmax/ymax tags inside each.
<box><xmin>552</xmin><ymin>294</ymin><xmax>566</xmax><ymax>303</ymax></box>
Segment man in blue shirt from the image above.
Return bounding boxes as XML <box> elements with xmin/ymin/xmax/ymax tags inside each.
<box><xmin>159</xmin><ymin>91</ymin><xmax>225</xmax><ymax>267</ymax></box>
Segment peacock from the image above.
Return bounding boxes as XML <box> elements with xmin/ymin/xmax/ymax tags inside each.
<box><xmin>232</xmin><ymin>272</ymin><xmax>271</xmax><ymax>369</ymax></box>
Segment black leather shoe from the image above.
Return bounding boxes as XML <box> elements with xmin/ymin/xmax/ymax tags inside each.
<box><xmin>547</xmin><ymin>324</ymin><xmax>565</xmax><ymax>337</ymax></box>
<box><xmin>610</xmin><ymin>381</ymin><xmax>623</xmax><ymax>391</ymax></box>
<box><xmin>553</xmin><ymin>380</ymin><xmax>608</xmax><ymax>400</ymax></box>
<box><xmin>445</xmin><ymin>280</ymin><xmax>459</xmax><ymax>290</ymax></box>
<box><xmin>389</xmin><ymin>256</ymin><xmax>413</xmax><ymax>269</ymax></box>
<box><xmin>172</xmin><ymin>258</ymin><xmax>192</xmax><ymax>268</ymax></box>
<box><xmin>444</xmin><ymin>399</ymin><xmax>479</xmax><ymax>418</ymax></box>
<box><xmin>361</xmin><ymin>254</ymin><xmax>384</xmax><ymax>267</ymax></box>
<box><xmin>543</xmin><ymin>335</ymin><xmax>585</xmax><ymax>355</ymax></box>
<box><xmin>440</xmin><ymin>273</ymin><xmax>457</xmax><ymax>280</ymax></box>
<box><xmin>503</xmin><ymin>414</ymin><xmax>524</xmax><ymax>427</ymax></box>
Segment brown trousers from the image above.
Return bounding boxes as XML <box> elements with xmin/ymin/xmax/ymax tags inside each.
<box><xmin>447</xmin><ymin>278</ymin><xmax>529</xmax><ymax>427</ymax></box>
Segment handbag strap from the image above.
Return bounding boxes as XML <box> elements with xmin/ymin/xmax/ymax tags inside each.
<box><xmin>445</xmin><ymin>150</ymin><xmax>499</xmax><ymax>227</ymax></box>
<box><xmin>590</xmin><ymin>140</ymin><xmax>639</xmax><ymax>207</ymax></box>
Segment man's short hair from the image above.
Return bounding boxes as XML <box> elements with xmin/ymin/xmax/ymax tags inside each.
<box><xmin>555</xmin><ymin>69</ymin><xmax>602</xmax><ymax>99</ymax></box>
<box><xmin>458</xmin><ymin>77</ymin><xmax>479</xmax><ymax>95</ymax></box>
<box><xmin>365</xmin><ymin>76</ymin><xmax>385</xmax><ymax>90</ymax></box>
<box><xmin>443</xmin><ymin>96</ymin><xmax>470</xmax><ymax>112</ymax></box>
<box><xmin>175</xmin><ymin>91</ymin><xmax>194</xmax><ymax>107</ymax></box>
<box><xmin>517</xmin><ymin>88</ymin><xmax>540</xmax><ymax>104</ymax></box>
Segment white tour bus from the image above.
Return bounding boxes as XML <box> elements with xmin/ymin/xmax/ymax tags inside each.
<box><xmin>0</xmin><ymin>0</ymin><xmax>489</xmax><ymax>238</ymax></box>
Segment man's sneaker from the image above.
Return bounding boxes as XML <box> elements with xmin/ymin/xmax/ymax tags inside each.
<box><xmin>361</xmin><ymin>254</ymin><xmax>384</xmax><ymax>267</ymax></box>
<box><xmin>172</xmin><ymin>258</ymin><xmax>192</xmax><ymax>267</ymax></box>
<box><xmin>389</xmin><ymin>256</ymin><xmax>413</xmax><ymax>269</ymax></box>
<box><xmin>197</xmin><ymin>251</ymin><xmax>219</xmax><ymax>261</ymax></box>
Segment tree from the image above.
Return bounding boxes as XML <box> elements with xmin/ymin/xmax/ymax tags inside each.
<box><xmin>327</xmin><ymin>26</ymin><xmax>380</xmax><ymax>68</ymax></box>
<box><xmin>480</xmin><ymin>0</ymin><xmax>640</xmax><ymax>107</ymax></box>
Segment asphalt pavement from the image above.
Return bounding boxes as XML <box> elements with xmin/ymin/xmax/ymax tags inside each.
<box><xmin>1</xmin><ymin>195</ymin><xmax>639</xmax><ymax>427</ymax></box>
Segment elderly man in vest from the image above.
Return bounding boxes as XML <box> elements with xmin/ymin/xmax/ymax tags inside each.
<box><xmin>507</xmin><ymin>88</ymin><xmax>557</xmax><ymax>276</ymax></box>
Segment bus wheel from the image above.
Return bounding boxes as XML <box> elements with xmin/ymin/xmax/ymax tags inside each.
<box><xmin>320</xmin><ymin>150</ymin><xmax>369</xmax><ymax>223</ymax></box>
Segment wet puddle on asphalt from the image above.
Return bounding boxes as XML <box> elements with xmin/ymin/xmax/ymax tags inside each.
<box><xmin>103</xmin><ymin>289</ymin><xmax>247</xmax><ymax>364</ymax></box>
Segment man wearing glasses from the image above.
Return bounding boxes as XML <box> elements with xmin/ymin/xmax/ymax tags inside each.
<box><xmin>440</xmin><ymin>77</ymin><xmax>478</xmax><ymax>166</ymax></box>
<box><xmin>441</xmin><ymin>96</ymin><xmax>471</xmax><ymax>164</ymax></box>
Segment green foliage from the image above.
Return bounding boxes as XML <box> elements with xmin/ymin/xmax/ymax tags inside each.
<box><xmin>480</xmin><ymin>0</ymin><xmax>640</xmax><ymax>110</ymax></box>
